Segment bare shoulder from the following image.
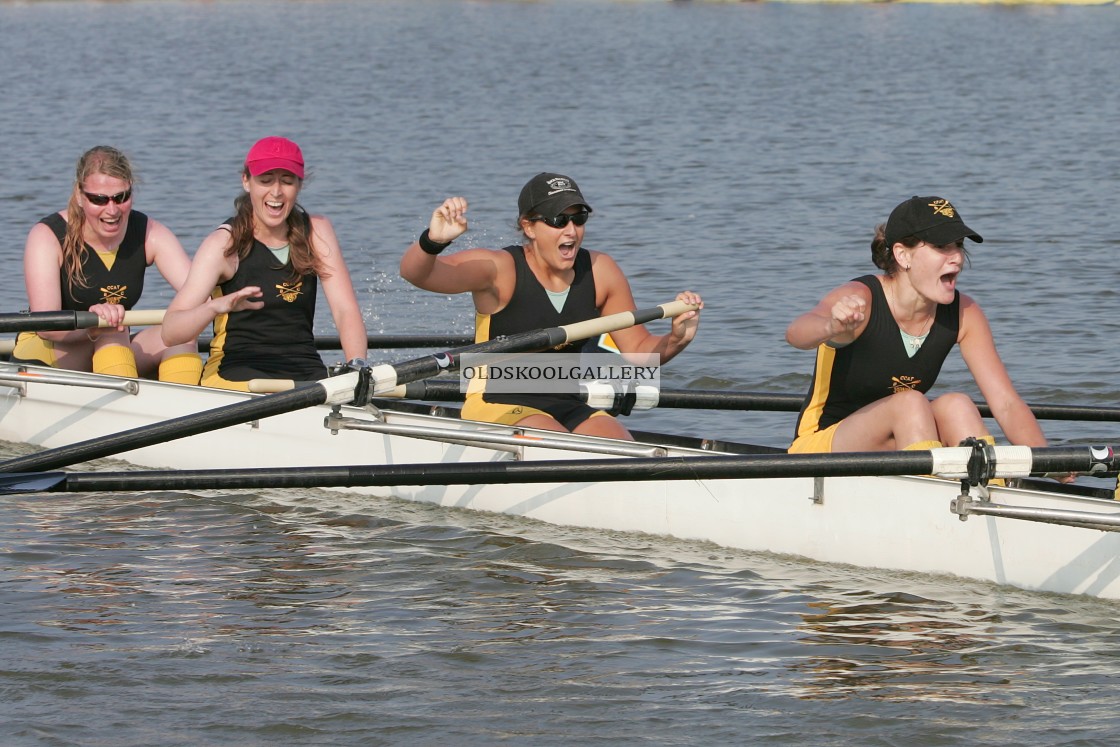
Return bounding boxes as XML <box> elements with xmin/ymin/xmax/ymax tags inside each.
<box><xmin>588</xmin><ymin>250</ymin><xmax>625</xmax><ymax>278</ymax></box>
<box><xmin>956</xmin><ymin>291</ymin><xmax>990</xmax><ymax>327</ymax></box>
<box><xmin>145</xmin><ymin>217</ymin><xmax>184</xmax><ymax>246</ymax></box>
<box><xmin>822</xmin><ymin>278</ymin><xmax>873</xmax><ymax>304</ymax></box>
<box><xmin>308</xmin><ymin>213</ymin><xmax>334</xmax><ymax>231</ymax></box>
<box><xmin>25</xmin><ymin>218</ymin><xmax>63</xmax><ymax>250</ymax></box>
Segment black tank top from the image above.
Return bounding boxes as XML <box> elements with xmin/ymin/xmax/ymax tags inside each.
<box><xmin>41</xmin><ymin>211</ymin><xmax>149</xmax><ymax>310</ymax></box>
<box><xmin>207</xmin><ymin>212</ymin><xmax>324</xmax><ymax>381</ymax></box>
<box><xmin>479</xmin><ymin>245</ymin><xmax>598</xmax><ymax>347</ymax></box>
<box><xmin>793</xmin><ymin>274</ymin><xmax>961</xmax><ymax>439</ymax></box>
<box><xmin>474</xmin><ymin>245</ymin><xmax>598</xmax><ymax>405</ymax></box>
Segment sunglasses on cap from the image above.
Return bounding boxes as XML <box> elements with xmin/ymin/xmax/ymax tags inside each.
<box><xmin>530</xmin><ymin>210</ymin><xmax>590</xmax><ymax>229</ymax></box>
<box><xmin>82</xmin><ymin>189</ymin><xmax>132</xmax><ymax>206</ymax></box>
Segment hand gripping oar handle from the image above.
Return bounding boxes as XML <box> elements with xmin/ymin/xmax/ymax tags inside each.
<box><xmin>365</xmin><ymin>299</ymin><xmax>698</xmax><ymax>396</ymax></box>
<box><xmin>0</xmin><ymin>309</ymin><xmax>165</xmax><ymax>334</ymax></box>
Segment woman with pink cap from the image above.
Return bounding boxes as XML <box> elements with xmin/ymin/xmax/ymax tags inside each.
<box><xmin>162</xmin><ymin>136</ymin><xmax>367</xmax><ymax>390</ymax></box>
<box><xmin>14</xmin><ymin>145</ymin><xmax>202</xmax><ymax>383</ymax></box>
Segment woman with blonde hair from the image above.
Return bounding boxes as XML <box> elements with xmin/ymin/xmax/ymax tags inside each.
<box><xmin>14</xmin><ymin>145</ymin><xmax>201</xmax><ymax>383</ymax></box>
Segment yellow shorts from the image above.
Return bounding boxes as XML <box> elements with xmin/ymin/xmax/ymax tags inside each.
<box><xmin>788</xmin><ymin>423</ymin><xmax>840</xmax><ymax>454</ymax></box>
<box><xmin>200</xmin><ymin>370</ymin><xmax>253</xmax><ymax>392</ymax></box>
<box><xmin>11</xmin><ymin>332</ymin><xmax>57</xmax><ymax>366</ymax></box>
<box><xmin>461</xmin><ymin>393</ymin><xmax>610</xmax><ymax>430</ymax></box>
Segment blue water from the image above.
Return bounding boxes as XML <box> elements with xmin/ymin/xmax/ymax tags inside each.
<box><xmin>2</xmin><ymin>1</ymin><xmax>1120</xmax><ymax>744</ymax></box>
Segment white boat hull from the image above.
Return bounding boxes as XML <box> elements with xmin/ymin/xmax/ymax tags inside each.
<box><xmin>2</xmin><ymin>362</ymin><xmax>1119</xmax><ymax>600</ymax></box>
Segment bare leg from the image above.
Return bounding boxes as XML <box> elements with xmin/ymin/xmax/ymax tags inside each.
<box><xmin>931</xmin><ymin>392</ymin><xmax>989</xmax><ymax>447</ymax></box>
<box><xmin>832</xmin><ymin>389</ymin><xmax>939</xmax><ymax>452</ymax></box>
<box><xmin>513</xmin><ymin>413</ymin><xmax>570</xmax><ymax>433</ymax></box>
<box><xmin>130</xmin><ymin>326</ymin><xmax>197</xmax><ymax>379</ymax></box>
<box><xmin>574</xmin><ymin>415</ymin><xmax>634</xmax><ymax>441</ymax></box>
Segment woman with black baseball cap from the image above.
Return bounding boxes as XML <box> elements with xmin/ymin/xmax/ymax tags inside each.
<box><xmin>400</xmin><ymin>172</ymin><xmax>703</xmax><ymax>440</ymax></box>
<box><xmin>785</xmin><ymin>195</ymin><xmax>1069</xmax><ymax>478</ymax></box>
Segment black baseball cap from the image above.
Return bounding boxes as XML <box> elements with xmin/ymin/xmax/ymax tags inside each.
<box><xmin>518</xmin><ymin>173</ymin><xmax>593</xmax><ymax>218</ymax></box>
<box><xmin>884</xmin><ymin>196</ymin><xmax>983</xmax><ymax>248</ymax></box>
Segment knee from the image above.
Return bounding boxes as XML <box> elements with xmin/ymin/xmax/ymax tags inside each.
<box><xmin>890</xmin><ymin>388</ymin><xmax>933</xmax><ymax>416</ymax></box>
<box><xmin>931</xmin><ymin>392</ymin><xmax>979</xmax><ymax>418</ymax></box>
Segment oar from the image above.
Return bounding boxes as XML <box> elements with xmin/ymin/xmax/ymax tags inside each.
<box><xmin>1</xmin><ymin>330</ymin><xmax>476</xmax><ymax>357</ymax></box>
<box><xmin>0</xmin><ymin>300</ymin><xmax>697</xmax><ymax>474</ymax></box>
<box><xmin>392</xmin><ymin>380</ymin><xmax>1120</xmax><ymax>423</ymax></box>
<box><xmin>6</xmin><ymin>443</ymin><xmax>1117</xmax><ymax>494</ymax></box>
<box><xmin>214</xmin><ymin>333</ymin><xmax>475</xmax><ymax>352</ymax></box>
<box><xmin>0</xmin><ymin>309</ymin><xmax>165</xmax><ymax>334</ymax></box>
<box><xmin>394</xmin><ymin>380</ymin><xmax>806</xmax><ymax>412</ymax></box>
<box><xmin>245</xmin><ymin>301</ymin><xmax>699</xmax><ymax>395</ymax></box>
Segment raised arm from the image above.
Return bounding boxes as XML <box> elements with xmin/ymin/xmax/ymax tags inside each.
<box><xmin>310</xmin><ymin>215</ymin><xmax>367</xmax><ymax>362</ymax></box>
<box><xmin>785</xmin><ymin>281</ymin><xmax>871</xmax><ymax>350</ymax></box>
<box><xmin>591</xmin><ymin>253</ymin><xmax>703</xmax><ymax>365</ymax></box>
<box><xmin>399</xmin><ymin>197</ymin><xmax>510</xmax><ymax>309</ymax></box>
<box><xmin>161</xmin><ymin>229</ymin><xmax>261</xmax><ymax>346</ymax></box>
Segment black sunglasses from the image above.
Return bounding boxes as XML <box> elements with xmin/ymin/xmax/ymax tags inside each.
<box><xmin>531</xmin><ymin>211</ymin><xmax>590</xmax><ymax>229</ymax></box>
<box><xmin>82</xmin><ymin>188</ymin><xmax>132</xmax><ymax>206</ymax></box>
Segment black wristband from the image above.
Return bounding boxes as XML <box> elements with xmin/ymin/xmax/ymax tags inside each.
<box><xmin>418</xmin><ymin>229</ymin><xmax>451</xmax><ymax>255</ymax></box>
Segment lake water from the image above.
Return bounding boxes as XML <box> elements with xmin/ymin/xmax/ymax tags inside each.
<box><xmin>2</xmin><ymin>1</ymin><xmax>1120</xmax><ymax>744</ymax></box>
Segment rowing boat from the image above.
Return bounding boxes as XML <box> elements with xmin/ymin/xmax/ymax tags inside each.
<box><xmin>2</xmin><ymin>357</ymin><xmax>1120</xmax><ymax>601</ymax></box>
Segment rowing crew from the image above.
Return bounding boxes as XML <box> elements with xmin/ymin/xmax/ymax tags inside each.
<box><xmin>8</xmin><ymin>139</ymin><xmax>1069</xmax><ymax>477</ymax></box>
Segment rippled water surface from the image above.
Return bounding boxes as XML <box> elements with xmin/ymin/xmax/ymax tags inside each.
<box><xmin>2</xmin><ymin>1</ymin><xmax>1120</xmax><ymax>744</ymax></box>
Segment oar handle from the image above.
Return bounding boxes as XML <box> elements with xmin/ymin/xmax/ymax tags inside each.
<box><xmin>248</xmin><ymin>379</ymin><xmax>296</xmax><ymax>393</ymax></box>
<box><xmin>559</xmin><ymin>300</ymin><xmax>698</xmax><ymax>345</ymax></box>
<box><xmin>97</xmin><ymin>309</ymin><xmax>166</xmax><ymax>328</ymax></box>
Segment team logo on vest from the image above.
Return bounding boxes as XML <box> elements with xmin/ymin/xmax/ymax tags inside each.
<box><xmin>891</xmin><ymin>375</ymin><xmax>922</xmax><ymax>393</ymax></box>
<box><xmin>276</xmin><ymin>280</ymin><xmax>303</xmax><ymax>303</ymax></box>
<box><xmin>100</xmin><ymin>285</ymin><xmax>128</xmax><ymax>305</ymax></box>
<box><xmin>928</xmin><ymin>199</ymin><xmax>956</xmax><ymax>218</ymax></box>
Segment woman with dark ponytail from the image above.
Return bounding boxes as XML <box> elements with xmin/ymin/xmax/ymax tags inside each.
<box><xmin>785</xmin><ymin>195</ymin><xmax>1070</xmax><ymax>482</ymax></box>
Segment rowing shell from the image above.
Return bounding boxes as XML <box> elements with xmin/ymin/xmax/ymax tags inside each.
<box><xmin>1</xmin><ymin>361</ymin><xmax>1119</xmax><ymax>600</ymax></box>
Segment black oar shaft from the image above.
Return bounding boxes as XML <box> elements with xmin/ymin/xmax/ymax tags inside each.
<box><xmin>11</xmin><ymin>444</ymin><xmax>1120</xmax><ymax>495</ymax></box>
<box><xmin>31</xmin><ymin>451</ymin><xmax>937</xmax><ymax>492</ymax></box>
<box><xmin>398</xmin><ymin>382</ymin><xmax>1120</xmax><ymax>423</ymax></box>
<box><xmin>0</xmin><ymin>311</ymin><xmax>101</xmax><ymax>333</ymax></box>
<box><xmin>193</xmin><ymin>334</ymin><xmax>476</xmax><ymax>352</ymax></box>
<box><xmin>0</xmin><ymin>382</ymin><xmax>335</xmax><ymax>474</ymax></box>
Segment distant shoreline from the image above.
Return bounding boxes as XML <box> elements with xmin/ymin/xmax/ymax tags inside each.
<box><xmin>2</xmin><ymin>0</ymin><xmax>1117</xmax><ymax>6</ymax></box>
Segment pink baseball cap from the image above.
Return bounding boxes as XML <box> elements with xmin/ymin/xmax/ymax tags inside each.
<box><xmin>245</xmin><ymin>136</ymin><xmax>304</xmax><ymax>178</ymax></box>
